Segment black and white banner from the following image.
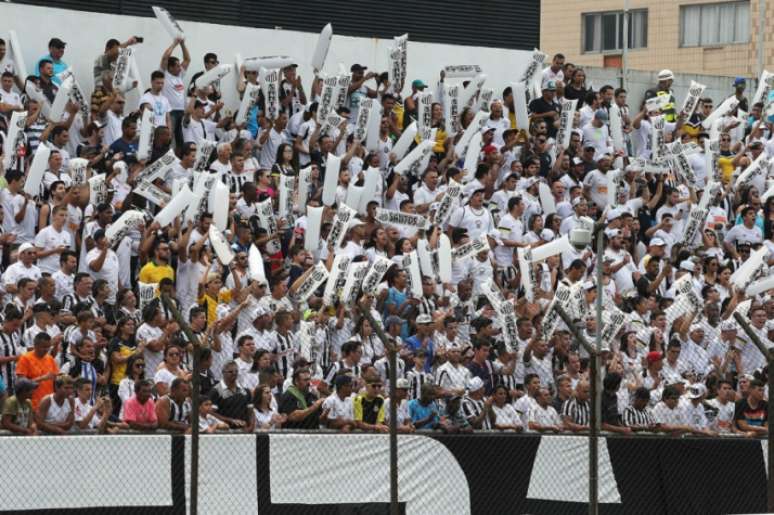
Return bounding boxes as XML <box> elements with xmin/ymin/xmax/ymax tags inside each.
<box><xmin>3</xmin><ymin>433</ymin><xmax>763</xmax><ymax>515</ymax></box>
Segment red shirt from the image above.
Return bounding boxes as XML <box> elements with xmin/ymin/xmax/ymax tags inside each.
<box><xmin>122</xmin><ymin>395</ymin><xmax>158</xmax><ymax>424</ymax></box>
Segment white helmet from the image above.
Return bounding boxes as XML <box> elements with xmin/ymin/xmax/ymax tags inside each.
<box><xmin>657</xmin><ymin>69</ymin><xmax>674</xmax><ymax>81</ymax></box>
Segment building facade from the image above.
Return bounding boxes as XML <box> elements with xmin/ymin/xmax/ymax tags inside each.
<box><xmin>541</xmin><ymin>0</ymin><xmax>767</xmax><ymax>77</ymax></box>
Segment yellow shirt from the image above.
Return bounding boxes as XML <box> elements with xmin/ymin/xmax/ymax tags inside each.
<box><xmin>139</xmin><ymin>261</ymin><xmax>175</xmax><ymax>284</ymax></box>
<box><xmin>718</xmin><ymin>156</ymin><xmax>735</xmax><ymax>184</ymax></box>
<box><xmin>198</xmin><ymin>290</ymin><xmax>232</xmax><ymax>326</ymax></box>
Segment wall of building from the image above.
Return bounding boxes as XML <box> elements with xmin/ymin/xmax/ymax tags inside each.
<box><xmin>0</xmin><ymin>3</ymin><xmax>535</xmax><ymax>108</ymax></box>
<box><xmin>584</xmin><ymin>66</ymin><xmax>739</xmax><ymax>112</ymax></box>
<box><xmin>541</xmin><ymin>0</ymin><xmax>764</xmax><ymax>78</ymax></box>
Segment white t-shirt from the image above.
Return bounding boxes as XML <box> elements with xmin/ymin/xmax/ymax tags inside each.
<box><xmin>581</xmin><ymin>123</ymin><xmax>611</xmax><ymax>159</ymax></box>
<box><xmin>182</xmin><ymin>116</ymin><xmax>217</xmax><ymax>146</ymax></box>
<box><xmin>492</xmin><ymin>403</ymin><xmax>523</xmax><ymax>430</ymax></box>
<box><xmin>322</xmin><ymin>393</ymin><xmax>354</xmax><ymax>422</ymax></box>
<box><xmin>86</xmin><ymin>247</ymin><xmax>120</xmax><ymax>304</ymax></box>
<box><xmin>34</xmin><ymin>225</ymin><xmax>72</xmax><ymax>274</ymax></box>
<box><xmin>528</xmin><ymin>403</ymin><xmax>561</xmax><ymax>430</ymax></box>
<box><xmin>103</xmin><ymin>110</ymin><xmax>124</xmax><ymax>146</ymax></box>
<box><xmin>162</xmin><ymin>70</ymin><xmax>187</xmax><ymax>111</ymax></box>
<box><xmin>137</xmin><ymin>323</ymin><xmax>164</xmax><ymax>379</ymax></box>
<box><xmin>582</xmin><ymin>169</ymin><xmax>609</xmax><ymax>208</ymax></box>
<box><xmin>258</xmin><ymin>128</ymin><xmax>287</xmax><ymax>170</ymax></box>
<box><xmin>449</xmin><ymin>205</ymin><xmax>495</xmax><ymax>241</ymax></box>
<box><xmin>139</xmin><ymin>92</ymin><xmax>172</xmax><ymax>127</ymax></box>
<box><xmin>724</xmin><ymin>223</ymin><xmax>763</xmax><ymax>247</ymax></box>
<box><xmin>494</xmin><ymin>213</ymin><xmax>522</xmax><ymax>267</ymax></box>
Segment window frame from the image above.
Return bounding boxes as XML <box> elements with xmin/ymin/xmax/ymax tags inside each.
<box><xmin>581</xmin><ymin>9</ymin><xmax>649</xmax><ymax>55</ymax></box>
<box><xmin>679</xmin><ymin>1</ymin><xmax>751</xmax><ymax>48</ymax></box>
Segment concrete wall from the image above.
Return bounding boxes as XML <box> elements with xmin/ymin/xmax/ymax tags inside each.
<box><xmin>0</xmin><ymin>3</ymin><xmax>533</xmax><ymax>108</ymax></box>
<box><xmin>584</xmin><ymin>66</ymin><xmax>739</xmax><ymax>111</ymax></box>
<box><xmin>541</xmin><ymin>0</ymin><xmax>763</xmax><ymax>78</ymax></box>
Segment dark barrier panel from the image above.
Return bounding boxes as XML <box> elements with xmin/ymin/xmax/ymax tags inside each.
<box><xmin>11</xmin><ymin>0</ymin><xmax>540</xmax><ymax>50</ymax></box>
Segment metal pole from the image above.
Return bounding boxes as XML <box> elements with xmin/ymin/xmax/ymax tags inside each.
<box><xmin>758</xmin><ymin>0</ymin><xmax>766</xmax><ymax>78</ymax></box>
<box><xmin>590</xmin><ymin>230</ymin><xmax>605</xmax><ymax>515</ymax></box>
<box><xmin>622</xmin><ymin>0</ymin><xmax>629</xmax><ymax>91</ymax></box>
<box><xmin>357</xmin><ymin>305</ymin><xmax>399</xmax><ymax>515</ymax></box>
<box><xmin>161</xmin><ymin>294</ymin><xmax>202</xmax><ymax>515</ymax></box>
<box><xmin>732</xmin><ymin>312</ymin><xmax>774</xmax><ymax>511</ymax></box>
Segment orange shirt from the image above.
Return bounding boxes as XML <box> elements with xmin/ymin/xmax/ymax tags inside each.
<box><xmin>15</xmin><ymin>351</ymin><xmax>59</xmax><ymax>409</ymax></box>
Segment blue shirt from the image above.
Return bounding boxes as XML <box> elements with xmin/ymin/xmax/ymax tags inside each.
<box><xmin>408</xmin><ymin>399</ymin><xmax>440</xmax><ymax>429</ymax></box>
<box><xmin>384</xmin><ymin>287</ymin><xmax>409</xmax><ymax>339</ymax></box>
<box><xmin>35</xmin><ymin>55</ymin><xmax>69</xmax><ymax>85</ymax></box>
<box><xmin>405</xmin><ymin>335</ymin><xmax>435</xmax><ymax>373</ymax></box>
<box><xmin>109</xmin><ymin>138</ymin><xmax>139</xmax><ymax>166</ymax></box>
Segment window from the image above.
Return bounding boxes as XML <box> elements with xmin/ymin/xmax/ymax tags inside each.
<box><xmin>582</xmin><ymin>10</ymin><xmax>648</xmax><ymax>53</ymax></box>
<box><xmin>680</xmin><ymin>2</ymin><xmax>750</xmax><ymax>47</ymax></box>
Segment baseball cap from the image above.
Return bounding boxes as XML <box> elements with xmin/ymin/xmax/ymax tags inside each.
<box><xmin>523</xmin><ymin>176</ymin><xmax>540</xmax><ymax>189</ymax></box>
<box><xmin>350</xmin><ymin>64</ymin><xmax>368</xmax><ymax>72</ymax></box>
<box><xmin>595</xmin><ymin>109</ymin><xmax>608</xmax><ymax>121</ymax></box>
<box><xmin>385</xmin><ymin>315</ymin><xmax>403</xmax><ymax>328</ymax></box>
<box><xmin>650</xmin><ymin>237</ymin><xmax>666</xmax><ymax>247</ymax></box>
<box><xmin>447</xmin><ymin>341</ymin><xmax>463</xmax><ymax>352</ymax></box>
<box><xmin>604</xmin><ymin>228</ymin><xmax>622</xmax><ymax>238</ymax></box>
<box><xmin>720</xmin><ymin>320</ymin><xmax>737</xmax><ymax>332</ymax></box>
<box><xmin>733</xmin><ymin>77</ymin><xmax>746</xmax><ymax>87</ymax></box>
<box><xmin>18</xmin><ymin>242</ymin><xmax>35</xmax><ymax>254</ymax></box>
<box><xmin>543</xmin><ymin>80</ymin><xmax>557</xmax><ymax>91</ymax></box>
<box><xmin>483</xmin><ymin>144</ymin><xmax>498</xmax><ymax>155</ymax></box>
<box><xmin>689</xmin><ymin>323</ymin><xmax>704</xmax><ymax>333</ymax></box>
<box><xmin>48</xmin><ymin>38</ymin><xmax>66</xmax><ymax>49</ymax></box>
<box><xmin>468</xmin><ymin>376</ymin><xmax>485</xmax><ymax>392</ymax></box>
<box><xmin>582</xmin><ymin>280</ymin><xmax>596</xmax><ymax>291</ymax></box>
<box><xmin>606</xmin><ymin>208</ymin><xmax>622</xmax><ymax>222</ymax></box>
<box><xmin>571</xmin><ymin>197</ymin><xmax>584</xmax><ymax>207</ymax></box>
<box><xmin>412</xmin><ymin>79</ymin><xmax>427</xmax><ymax>89</ymax></box>
<box><xmin>658</xmin><ymin>69</ymin><xmax>674</xmax><ymax>81</ymax></box>
<box><xmin>646</xmin><ymin>351</ymin><xmax>663</xmax><ymax>364</ymax></box>
<box><xmin>686</xmin><ymin>383</ymin><xmax>707</xmax><ymax>399</ymax></box>
<box><xmin>480</xmin><ymin>126</ymin><xmax>496</xmax><ymax>135</ymax></box>
<box><xmin>572</xmin><ymin>157</ymin><xmax>584</xmax><ymax>166</ymax></box>
<box><xmin>416</xmin><ymin>314</ymin><xmax>433</xmax><ymax>325</ymax></box>
<box><xmin>396</xmin><ymin>378</ymin><xmax>410</xmax><ymax>389</ymax></box>
<box><xmin>679</xmin><ymin>261</ymin><xmax>695</xmax><ymax>272</ymax></box>
<box><xmin>251</xmin><ymin>305</ymin><xmax>269</xmax><ymax>319</ymax></box>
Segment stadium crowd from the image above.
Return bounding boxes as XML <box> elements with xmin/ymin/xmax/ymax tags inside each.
<box><xmin>0</xmin><ymin>24</ymin><xmax>772</xmax><ymax>438</ymax></box>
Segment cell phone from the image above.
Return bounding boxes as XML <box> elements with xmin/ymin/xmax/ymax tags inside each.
<box><xmin>135</xmin><ymin>36</ymin><xmax>144</xmax><ymax>43</ymax></box>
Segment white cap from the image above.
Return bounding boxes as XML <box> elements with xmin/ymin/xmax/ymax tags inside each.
<box><xmin>650</xmin><ymin>237</ymin><xmax>666</xmax><ymax>246</ymax></box>
<box><xmin>689</xmin><ymin>323</ymin><xmax>704</xmax><ymax>333</ymax></box>
<box><xmin>606</xmin><ymin>208</ymin><xmax>622</xmax><ymax>222</ymax></box>
<box><xmin>18</xmin><ymin>242</ymin><xmax>35</xmax><ymax>254</ymax></box>
<box><xmin>468</xmin><ymin>377</ymin><xmax>485</xmax><ymax>392</ymax></box>
<box><xmin>720</xmin><ymin>320</ymin><xmax>737</xmax><ymax>332</ymax></box>
<box><xmin>604</xmin><ymin>228</ymin><xmax>622</xmax><ymax>238</ymax></box>
<box><xmin>680</xmin><ymin>261</ymin><xmax>695</xmax><ymax>272</ymax></box>
<box><xmin>658</xmin><ymin>69</ymin><xmax>674</xmax><ymax>81</ymax></box>
<box><xmin>416</xmin><ymin>314</ymin><xmax>433</xmax><ymax>325</ymax></box>
<box><xmin>396</xmin><ymin>378</ymin><xmax>410</xmax><ymax>389</ymax></box>
<box><xmin>523</xmin><ymin>176</ymin><xmax>540</xmax><ymax>189</ymax></box>
<box><xmin>686</xmin><ymin>383</ymin><xmax>707</xmax><ymax>399</ymax></box>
